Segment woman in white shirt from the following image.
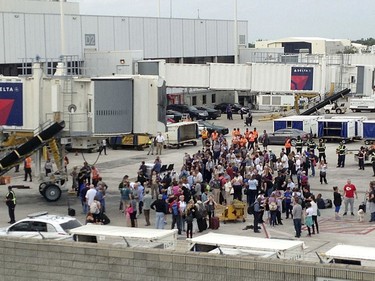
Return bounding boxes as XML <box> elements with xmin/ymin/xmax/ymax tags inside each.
<box><xmin>305</xmin><ymin>202</ymin><xmax>314</xmax><ymax>236</ymax></box>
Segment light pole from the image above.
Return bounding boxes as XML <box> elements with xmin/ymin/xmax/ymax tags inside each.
<box><xmin>234</xmin><ymin>0</ymin><xmax>238</xmax><ymax>64</ymax></box>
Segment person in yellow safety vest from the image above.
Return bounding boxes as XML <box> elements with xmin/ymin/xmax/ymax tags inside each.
<box><xmin>201</xmin><ymin>128</ymin><xmax>209</xmax><ymax>145</ymax></box>
<box><xmin>5</xmin><ymin>186</ymin><xmax>16</xmax><ymax>224</ymax></box>
<box><xmin>24</xmin><ymin>156</ymin><xmax>32</xmax><ymax>182</ymax></box>
<box><xmin>284</xmin><ymin>137</ymin><xmax>292</xmax><ymax>156</ymax></box>
<box><xmin>336</xmin><ymin>142</ymin><xmax>347</xmax><ymax>168</ymax></box>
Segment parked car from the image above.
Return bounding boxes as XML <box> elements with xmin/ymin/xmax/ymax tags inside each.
<box><xmin>166</xmin><ymin>104</ymin><xmax>208</xmax><ymax>120</ymax></box>
<box><xmin>197</xmin><ymin>120</ymin><xmax>229</xmax><ymax>136</ymax></box>
<box><xmin>0</xmin><ymin>212</ymin><xmax>82</xmax><ymax>240</ymax></box>
<box><xmin>195</xmin><ymin>106</ymin><xmax>221</xmax><ymax>120</ymax></box>
<box><xmin>166</xmin><ymin>109</ymin><xmax>183</xmax><ymax>123</ymax></box>
<box><xmin>214</xmin><ymin>103</ymin><xmax>250</xmax><ymax>114</ymax></box>
<box><xmin>268</xmin><ymin>128</ymin><xmax>309</xmax><ymax>146</ymax></box>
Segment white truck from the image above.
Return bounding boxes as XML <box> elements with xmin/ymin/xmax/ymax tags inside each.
<box><xmin>350</xmin><ymin>96</ymin><xmax>375</xmax><ymax>112</ymax></box>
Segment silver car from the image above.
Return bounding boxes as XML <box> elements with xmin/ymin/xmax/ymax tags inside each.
<box><xmin>268</xmin><ymin>128</ymin><xmax>309</xmax><ymax>146</ymax></box>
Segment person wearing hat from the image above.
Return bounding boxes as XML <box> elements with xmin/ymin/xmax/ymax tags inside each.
<box><xmin>5</xmin><ymin>186</ymin><xmax>16</xmax><ymax>224</ymax></box>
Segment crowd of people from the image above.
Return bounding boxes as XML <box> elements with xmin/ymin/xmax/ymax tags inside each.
<box><xmin>61</xmin><ymin>125</ymin><xmax>375</xmax><ymax>241</ymax></box>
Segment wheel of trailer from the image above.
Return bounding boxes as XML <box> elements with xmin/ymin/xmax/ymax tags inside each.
<box><xmin>136</xmin><ymin>145</ymin><xmax>144</xmax><ymax>151</ymax></box>
<box><xmin>43</xmin><ymin>184</ymin><xmax>62</xmax><ymax>202</ymax></box>
<box><xmin>341</xmin><ymin>139</ymin><xmax>346</xmax><ymax>144</ymax></box>
<box><xmin>365</xmin><ymin>140</ymin><xmax>371</xmax><ymax>145</ymax></box>
<box><xmin>325</xmin><ymin>109</ymin><xmax>330</xmax><ymax>114</ymax></box>
<box><xmin>39</xmin><ymin>182</ymin><xmax>47</xmax><ymax>195</ymax></box>
<box><xmin>192</xmin><ymin>141</ymin><xmax>197</xmax><ymax>146</ymax></box>
<box><xmin>336</xmin><ymin>108</ymin><xmax>342</xmax><ymax>114</ymax></box>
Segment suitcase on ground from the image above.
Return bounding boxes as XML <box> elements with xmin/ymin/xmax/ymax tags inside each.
<box><xmin>210</xmin><ymin>217</ymin><xmax>220</xmax><ymax>230</ymax></box>
<box><xmin>68</xmin><ymin>208</ymin><xmax>76</xmax><ymax>216</ymax></box>
<box><xmin>197</xmin><ymin>218</ymin><xmax>207</xmax><ymax>232</ymax></box>
<box><xmin>324</xmin><ymin>199</ymin><xmax>333</xmax><ymax>208</ymax></box>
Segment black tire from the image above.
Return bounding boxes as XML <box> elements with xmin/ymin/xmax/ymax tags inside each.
<box><xmin>325</xmin><ymin>110</ymin><xmax>330</xmax><ymax>114</ymax></box>
<box><xmin>43</xmin><ymin>184</ymin><xmax>62</xmax><ymax>202</ymax></box>
<box><xmin>39</xmin><ymin>183</ymin><xmax>47</xmax><ymax>195</ymax></box>
<box><xmin>365</xmin><ymin>140</ymin><xmax>371</xmax><ymax>145</ymax></box>
<box><xmin>336</xmin><ymin>108</ymin><xmax>342</xmax><ymax>114</ymax></box>
<box><xmin>136</xmin><ymin>145</ymin><xmax>144</xmax><ymax>151</ymax></box>
<box><xmin>341</xmin><ymin>139</ymin><xmax>346</xmax><ymax>144</ymax></box>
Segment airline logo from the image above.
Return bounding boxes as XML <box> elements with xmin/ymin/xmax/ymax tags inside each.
<box><xmin>290</xmin><ymin>67</ymin><xmax>314</xmax><ymax>91</ymax></box>
<box><xmin>0</xmin><ymin>82</ymin><xmax>23</xmax><ymax>126</ymax></box>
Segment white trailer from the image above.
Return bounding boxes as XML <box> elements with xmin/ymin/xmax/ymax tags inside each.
<box><xmin>70</xmin><ymin>225</ymin><xmax>178</xmax><ymax>250</ymax></box>
<box><xmin>318</xmin><ymin>119</ymin><xmax>356</xmax><ymax>142</ymax></box>
<box><xmin>363</xmin><ymin>120</ymin><xmax>375</xmax><ymax>145</ymax></box>
<box><xmin>188</xmin><ymin>232</ymin><xmax>305</xmax><ymax>260</ymax></box>
<box><xmin>166</xmin><ymin>122</ymin><xmax>199</xmax><ymax>148</ymax></box>
<box><xmin>319</xmin><ymin>244</ymin><xmax>375</xmax><ymax>267</ymax></box>
<box><xmin>330</xmin><ymin>115</ymin><xmax>368</xmax><ymax>139</ymax></box>
<box><xmin>350</xmin><ymin>96</ymin><xmax>375</xmax><ymax>112</ymax></box>
<box><xmin>273</xmin><ymin>115</ymin><xmax>324</xmax><ymax>137</ymax></box>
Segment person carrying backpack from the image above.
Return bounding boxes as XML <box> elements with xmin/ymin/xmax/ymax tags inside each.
<box><xmin>169</xmin><ymin>197</ymin><xmax>182</xmax><ymax>235</ymax></box>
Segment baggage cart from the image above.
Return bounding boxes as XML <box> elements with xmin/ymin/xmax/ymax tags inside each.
<box><xmin>218</xmin><ymin>200</ymin><xmax>246</xmax><ymax>224</ymax></box>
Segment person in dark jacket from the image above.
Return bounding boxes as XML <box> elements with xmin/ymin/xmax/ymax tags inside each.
<box><xmin>333</xmin><ymin>186</ymin><xmax>342</xmax><ymax>219</ymax></box>
<box><xmin>150</xmin><ymin>194</ymin><xmax>167</xmax><ymax>229</ymax></box>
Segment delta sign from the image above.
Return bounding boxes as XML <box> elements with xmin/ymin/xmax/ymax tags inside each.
<box><xmin>0</xmin><ymin>82</ymin><xmax>23</xmax><ymax>126</ymax></box>
<box><xmin>290</xmin><ymin>67</ymin><xmax>314</xmax><ymax>91</ymax></box>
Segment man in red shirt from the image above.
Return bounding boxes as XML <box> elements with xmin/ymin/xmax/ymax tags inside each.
<box><xmin>342</xmin><ymin>179</ymin><xmax>358</xmax><ymax>216</ymax></box>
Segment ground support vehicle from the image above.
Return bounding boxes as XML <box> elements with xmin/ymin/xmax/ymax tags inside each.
<box><xmin>323</xmin><ymin>102</ymin><xmax>347</xmax><ymax>114</ymax></box>
<box><xmin>109</xmin><ymin>133</ymin><xmax>150</xmax><ymax>150</ymax></box>
<box><xmin>350</xmin><ymin>96</ymin><xmax>375</xmax><ymax>112</ymax></box>
<box><xmin>218</xmin><ymin>200</ymin><xmax>246</xmax><ymax>224</ymax></box>
<box><xmin>165</xmin><ymin>122</ymin><xmax>198</xmax><ymax>148</ymax></box>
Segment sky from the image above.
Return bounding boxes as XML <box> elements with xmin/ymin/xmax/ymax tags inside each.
<box><xmin>77</xmin><ymin>0</ymin><xmax>374</xmax><ymax>43</ymax></box>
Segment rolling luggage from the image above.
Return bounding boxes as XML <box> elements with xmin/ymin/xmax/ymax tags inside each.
<box><xmin>68</xmin><ymin>208</ymin><xmax>76</xmax><ymax>216</ymax></box>
<box><xmin>324</xmin><ymin>199</ymin><xmax>333</xmax><ymax>208</ymax></box>
<box><xmin>210</xmin><ymin>216</ymin><xmax>220</xmax><ymax>230</ymax></box>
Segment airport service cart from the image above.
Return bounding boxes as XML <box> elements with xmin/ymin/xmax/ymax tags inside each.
<box><xmin>363</xmin><ymin>120</ymin><xmax>375</xmax><ymax>145</ymax></box>
<box><xmin>317</xmin><ymin>119</ymin><xmax>356</xmax><ymax>143</ymax></box>
<box><xmin>188</xmin><ymin>232</ymin><xmax>305</xmax><ymax>260</ymax></box>
<box><xmin>331</xmin><ymin>115</ymin><xmax>368</xmax><ymax>140</ymax></box>
<box><xmin>165</xmin><ymin>121</ymin><xmax>199</xmax><ymax>148</ymax></box>
<box><xmin>71</xmin><ymin>225</ymin><xmax>178</xmax><ymax>249</ymax></box>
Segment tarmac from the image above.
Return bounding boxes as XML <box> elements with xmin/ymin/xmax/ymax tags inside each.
<box><xmin>2</xmin><ymin>110</ymin><xmax>375</xmax><ymax>262</ymax></box>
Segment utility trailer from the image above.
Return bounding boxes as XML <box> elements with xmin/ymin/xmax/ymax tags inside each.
<box><xmin>350</xmin><ymin>96</ymin><xmax>375</xmax><ymax>112</ymax></box>
<box><xmin>273</xmin><ymin>115</ymin><xmax>324</xmax><ymax>137</ymax></box>
<box><xmin>331</xmin><ymin>115</ymin><xmax>368</xmax><ymax>140</ymax></box>
<box><xmin>165</xmin><ymin>122</ymin><xmax>199</xmax><ymax>148</ymax></box>
<box><xmin>317</xmin><ymin>119</ymin><xmax>356</xmax><ymax>143</ymax></box>
<box><xmin>363</xmin><ymin>120</ymin><xmax>375</xmax><ymax>145</ymax></box>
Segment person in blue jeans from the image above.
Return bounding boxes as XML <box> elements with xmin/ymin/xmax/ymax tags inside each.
<box><xmin>284</xmin><ymin>187</ymin><xmax>292</xmax><ymax>219</ymax></box>
<box><xmin>150</xmin><ymin>194</ymin><xmax>167</xmax><ymax>229</ymax></box>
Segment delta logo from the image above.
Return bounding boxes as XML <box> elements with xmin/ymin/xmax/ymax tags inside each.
<box><xmin>0</xmin><ymin>82</ymin><xmax>23</xmax><ymax>126</ymax></box>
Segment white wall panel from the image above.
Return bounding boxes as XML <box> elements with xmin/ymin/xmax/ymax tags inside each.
<box><xmin>64</xmin><ymin>15</ymin><xmax>82</xmax><ymax>57</ymax></box>
<box><xmin>44</xmin><ymin>15</ymin><xmax>61</xmax><ymax>58</ymax></box>
<box><xmin>158</xmin><ymin>18</ymin><xmax>171</xmax><ymax>58</ymax></box>
<box><xmin>165</xmin><ymin>64</ymin><xmax>209</xmax><ymax>88</ymax></box>
<box><xmin>182</xmin><ymin>20</ymin><xmax>195</xmax><ymax>57</ymax></box>
<box><xmin>24</xmin><ymin>14</ymin><xmax>46</xmax><ymax>59</ymax></box>
<box><xmin>217</xmin><ymin>21</ymin><xmax>228</xmax><ymax>56</ymax></box>
<box><xmin>143</xmin><ymin>18</ymin><xmax>158</xmax><ymax>58</ymax></box>
<box><xmin>114</xmin><ymin>17</ymin><xmax>130</xmax><ymax>50</ymax></box>
<box><xmin>81</xmin><ymin>16</ymin><xmax>99</xmax><ymax>50</ymax></box>
<box><xmin>3</xmin><ymin>13</ymin><xmax>26</xmax><ymax>63</ymax></box>
<box><xmin>206</xmin><ymin>20</ymin><xmax>218</xmax><ymax>56</ymax></box>
<box><xmin>227</xmin><ymin>21</ymin><xmax>234</xmax><ymax>55</ymax></box>
<box><xmin>237</xmin><ymin>21</ymin><xmax>248</xmax><ymax>45</ymax></box>
<box><xmin>251</xmin><ymin>64</ymin><xmax>291</xmax><ymax>92</ymax></box>
<box><xmin>98</xmin><ymin>16</ymin><xmax>115</xmax><ymax>51</ymax></box>
<box><xmin>209</xmin><ymin>63</ymin><xmax>251</xmax><ymax>90</ymax></box>
<box><xmin>128</xmin><ymin>18</ymin><xmax>144</xmax><ymax>51</ymax></box>
<box><xmin>0</xmin><ymin>14</ymin><xmax>5</xmax><ymax>62</ymax></box>
<box><xmin>170</xmin><ymin>19</ymin><xmax>183</xmax><ymax>58</ymax></box>
<box><xmin>194</xmin><ymin>20</ymin><xmax>207</xmax><ymax>57</ymax></box>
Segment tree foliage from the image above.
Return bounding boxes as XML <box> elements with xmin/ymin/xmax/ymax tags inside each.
<box><xmin>352</xmin><ymin>38</ymin><xmax>375</xmax><ymax>46</ymax></box>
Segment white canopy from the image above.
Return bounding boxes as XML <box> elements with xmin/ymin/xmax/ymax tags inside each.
<box><xmin>325</xmin><ymin>245</ymin><xmax>375</xmax><ymax>261</ymax></box>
